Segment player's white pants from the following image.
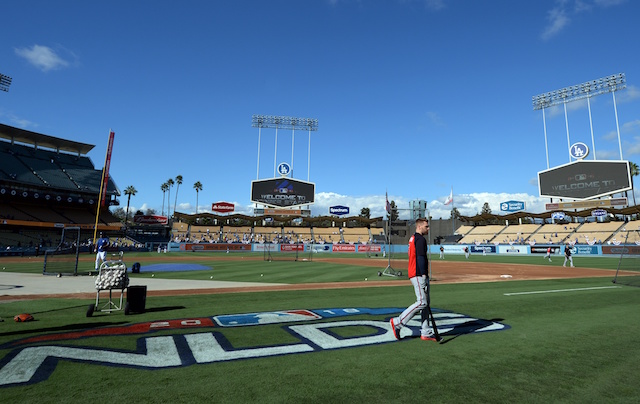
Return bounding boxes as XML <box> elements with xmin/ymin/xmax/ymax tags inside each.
<box><xmin>439</xmin><ymin>252</ymin><xmax>444</xmax><ymax>259</ymax></box>
<box><xmin>394</xmin><ymin>276</ymin><xmax>432</xmax><ymax>335</ymax></box>
<box><xmin>563</xmin><ymin>256</ymin><xmax>573</xmax><ymax>267</ymax></box>
<box><xmin>95</xmin><ymin>251</ymin><xmax>106</xmax><ymax>270</ymax></box>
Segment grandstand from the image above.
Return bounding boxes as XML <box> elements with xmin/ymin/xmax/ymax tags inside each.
<box><xmin>610</xmin><ymin>221</ymin><xmax>640</xmax><ymax>244</ymax></box>
<box><xmin>0</xmin><ymin>123</ymin><xmax>122</xmax><ymax>255</ymax></box>
<box><xmin>572</xmin><ymin>221</ymin><xmax>625</xmax><ymax>245</ymax></box>
<box><xmin>532</xmin><ymin>223</ymin><xmax>578</xmax><ymax>244</ymax></box>
<box><xmin>342</xmin><ymin>227</ymin><xmax>371</xmax><ymax>244</ymax></box>
<box><xmin>500</xmin><ymin>224</ymin><xmax>541</xmax><ymax>243</ymax></box>
<box><xmin>458</xmin><ymin>225</ymin><xmax>506</xmax><ymax>244</ymax></box>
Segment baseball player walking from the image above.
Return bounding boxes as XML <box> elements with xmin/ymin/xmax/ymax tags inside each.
<box><xmin>563</xmin><ymin>244</ymin><xmax>574</xmax><ymax>267</ymax></box>
<box><xmin>94</xmin><ymin>232</ymin><xmax>109</xmax><ymax>272</ymax></box>
<box><xmin>543</xmin><ymin>247</ymin><xmax>552</xmax><ymax>262</ymax></box>
<box><xmin>390</xmin><ymin>218</ymin><xmax>436</xmax><ymax>342</ymax></box>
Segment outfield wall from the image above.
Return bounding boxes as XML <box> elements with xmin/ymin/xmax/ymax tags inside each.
<box><xmin>167</xmin><ymin>242</ymin><xmax>637</xmax><ymax>257</ymax></box>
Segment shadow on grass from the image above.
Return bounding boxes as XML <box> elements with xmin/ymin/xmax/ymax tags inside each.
<box><xmin>0</xmin><ymin>321</ymin><xmax>128</xmax><ymax>339</ymax></box>
<box><xmin>432</xmin><ymin>317</ymin><xmax>506</xmax><ymax>345</ymax></box>
<box><xmin>132</xmin><ymin>305</ymin><xmax>186</xmax><ymax>314</ymax></box>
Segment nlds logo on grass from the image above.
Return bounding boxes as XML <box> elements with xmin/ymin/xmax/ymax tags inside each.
<box><xmin>0</xmin><ymin>308</ymin><xmax>508</xmax><ymax>387</ymax></box>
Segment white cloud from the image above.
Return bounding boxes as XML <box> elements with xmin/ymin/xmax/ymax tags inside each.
<box><xmin>0</xmin><ymin>110</ymin><xmax>38</xmax><ymax>129</ymax></box>
<box><xmin>541</xmin><ymin>5</ymin><xmax>570</xmax><ymax>40</ymax></box>
<box><xmin>620</xmin><ymin>119</ymin><xmax>640</xmax><ymax>134</ymax></box>
<box><xmin>594</xmin><ymin>148</ymin><xmax>620</xmax><ymax>159</ymax></box>
<box><xmin>424</xmin><ymin>0</ymin><xmax>446</xmax><ymax>11</ymax></box>
<box><xmin>14</xmin><ymin>45</ymin><xmax>70</xmax><ymax>72</ymax></box>
<box><xmin>426</xmin><ymin>111</ymin><xmax>445</xmax><ymax>127</ymax></box>
<box><xmin>617</xmin><ymin>85</ymin><xmax>640</xmax><ymax>103</ymax></box>
<box><xmin>624</xmin><ymin>136</ymin><xmax>640</xmax><ymax>157</ymax></box>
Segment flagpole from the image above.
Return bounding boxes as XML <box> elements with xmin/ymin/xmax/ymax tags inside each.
<box><xmin>451</xmin><ymin>186</ymin><xmax>454</xmax><ymax>235</ymax></box>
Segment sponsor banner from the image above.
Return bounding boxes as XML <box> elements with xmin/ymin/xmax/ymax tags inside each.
<box><xmin>572</xmin><ymin>245</ymin><xmax>599</xmax><ymax>255</ymax></box>
<box><xmin>332</xmin><ymin>244</ymin><xmax>356</xmax><ymax>252</ymax></box>
<box><xmin>134</xmin><ymin>215</ymin><xmax>168</xmax><ymax>225</ymax></box>
<box><xmin>251</xmin><ymin>178</ymin><xmax>315</xmax><ymax>208</ymax></box>
<box><xmin>357</xmin><ymin>244</ymin><xmax>382</xmax><ymax>253</ymax></box>
<box><xmin>551</xmin><ymin>212</ymin><xmax>565</xmax><ymax>220</ymax></box>
<box><xmin>281</xmin><ymin>244</ymin><xmax>304</xmax><ymax>252</ymax></box>
<box><xmin>531</xmin><ymin>246</ymin><xmax>561</xmax><ymax>254</ymax></box>
<box><xmin>329</xmin><ymin>205</ymin><xmax>350</xmax><ymax>216</ymax></box>
<box><xmin>470</xmin><ymin>245</ymin><xmax>496</xmax><ymax>254</ymax></box>
<box><xmin>252</xmin><ymin>243</ymin><xmax>277</xmax><ymax>252</ymax></box>
<box><xmin>497</xmin><ymin>245</ymin><xmax>529</xmax><ymax>255</ymax></box>
<box><xmin>431</xmin><ymin>245</ymin><xmax>466</xmax><ymax>254</ymax></box>
<box><xmin>181</xmin><ymin>243</ymin><xmax>251</xmax><ymax>252</ymax></box>
<box><xmin>211</xmin><ymin>202</ymin><xmax>234</xmax><ymax>213</ymax></box>
<box><xmin>500</xmin><ymin>200</ymin><xmax>525</xmax><ymax>212</ymax></box>
<box><xmin>591</xmin><ymin>209</ymin><xmax>607</xmax><ymax>217</ymax></box>
<box><xmin>602</xmin><ymin>245</ymin><xmax>640</xmax><ymax>255</ymax></box>
<box><xmin>311</xmin><ymin>244</ymin><xmax>332</xmax><ymax>253</ymax></box>
<box><xmin>545</xmin><ymin>198</ymin><xmax>627</xmax><ymax>210</ymax></box>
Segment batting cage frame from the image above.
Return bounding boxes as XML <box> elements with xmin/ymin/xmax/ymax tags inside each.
<box><xmin>43</xmin><ymin>226</ymin><xmax>82</xmax><ymax>276</ymax></box>
<box><xmin>612</xmin><ymin>229</ymin><xmax>640</xmax><ymax>287</ymax></box>
<box><xmin>263</xmin><ymin>241</ymin><xmax>312</xmax><ymax>262</ymax></box>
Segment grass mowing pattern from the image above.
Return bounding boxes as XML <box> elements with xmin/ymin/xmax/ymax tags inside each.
<box><xmin>1</xmin><ymin>253</ymin><xmax>640</xmax><ymax>402</ymax></box>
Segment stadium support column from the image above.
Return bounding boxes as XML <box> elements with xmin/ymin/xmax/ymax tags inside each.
<box><xmin>612</xmin><ymin>90</ymin><xmax>623</xmax><ymax>160</ymax></box>
<box><xmin>542</xmin><ymin>107</ymin><xmax>549</xmax><ymax>169</ymax></box>
<box><xmin>256</xmin><ymin>124</ymin><xmax>262</xmax><ymax>179</ymax></box>
<box><xmin>563</xmin><ymin>98</ymin><xmax>571</xmax><ymax>163</ymax></box>
<box><xmin>587</xmin><ymin>95</ymin><xmax>596</xmax><ymax>160</ymax></box>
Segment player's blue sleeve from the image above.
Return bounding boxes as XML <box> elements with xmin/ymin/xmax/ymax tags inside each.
<box><xmin>416</xmin><ymin>237</ymin><xmax>428</xmax><ymax>276</ymax></box>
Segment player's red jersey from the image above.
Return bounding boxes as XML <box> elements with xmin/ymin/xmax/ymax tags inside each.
<box><xmin>408</xmin><ymin>233</ymin><xmax>428</xmax><ymax>278</ymax></box>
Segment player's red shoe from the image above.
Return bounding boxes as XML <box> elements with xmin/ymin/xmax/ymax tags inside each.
<box><xmin>390</xmin><ymin>318</ymin><xmax>400</xmax><ymax>340</ymax></box>
<box><xmin>420</xmin><ymin>335</ymin><xmax>437</xmax><ymax>342</ymax></box>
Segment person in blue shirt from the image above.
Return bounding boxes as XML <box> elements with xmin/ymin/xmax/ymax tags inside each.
<box><xmin>95</xmin><ymin>233</ymin><xmax>109</xmax><ymax>272</ymax></box>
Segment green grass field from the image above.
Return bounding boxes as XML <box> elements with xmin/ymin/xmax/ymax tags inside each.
<box><xmin>1</xmin><ymin>252</ymin><xmax>639</xmax><ymax>403</ymax></box>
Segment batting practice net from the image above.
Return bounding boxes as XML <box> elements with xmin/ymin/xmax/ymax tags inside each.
<box><xmin>263</xmin><ymin>242</ymin><xmax>312</xmax><ymax>262</ymax></box>
<box><xmin>43</xmin><ymin>227</ymin><xmax>82</xmax><ymax>276</ymax></box>
<box><xmin>612</xmin><ymin>230</ymin><xmax>640</xmax><ymax>287</ymax></box>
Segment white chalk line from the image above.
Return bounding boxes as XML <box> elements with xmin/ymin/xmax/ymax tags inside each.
<box><xmin>504</xmin><ymin>286</ymin><xmax>621</xmax><ymax>296</ymax></box>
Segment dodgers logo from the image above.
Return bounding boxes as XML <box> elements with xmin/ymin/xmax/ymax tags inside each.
<box><xmin>0</xmin><ymin>307</ymin><xmax>509</xmax><ymax>387</ymax></box>
<box><xmin>277</xmin><ymin>162</ymin><xmax>291</xmax><ymax>176</ymax></box>
<box><xmin>569</xmin><ymin>142</ymin><xmax>589</xmax><ymax>159</ymax></box>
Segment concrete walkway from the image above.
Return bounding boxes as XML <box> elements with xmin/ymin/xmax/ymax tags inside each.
<box><xmin>0</xmin><ymin>271</ymin><xmax>283</xmax><ymax>297</ymax></box>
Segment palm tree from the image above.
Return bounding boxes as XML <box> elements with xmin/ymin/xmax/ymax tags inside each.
<box><xmin>166</xmin><ymin>178</ymin><xmax>175</xmax><ymax>218</ymax></box>
<box><xmin>161</xmin><ymin>182</ymin><xmax>169</xmax><ymax>216</ymax></box>
<box><xmin>630</xmin><ymin>162</ymin><xmax>639</xmax><ymax>207</ymax></box>
<box><xmin>173</xmin><ymin>175</ymin><xmax>183</xmax><ymax>217</ymax></box>
<box><xmin>193</xmin><ymin>181</ymin><xmax>203</xmax><ymax>214</ymax></box>
<box><xmin>124</xmin><ymin>185</ymin><xmax>137</xmax><ymax>227</ymax></box>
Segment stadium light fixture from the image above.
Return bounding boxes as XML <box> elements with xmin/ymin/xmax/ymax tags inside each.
<box><xmin>532</xmin><ymin>73</ymin><xmax>626</xmax><ymax>110</ymax></box>
<box><xmin>0</xmin><ymin>73</ymin><xmax>12</xmax><ymax>92</ymax></box>
<box><xmin>252</xmin><ymin>114</ymin><xmax>319</xmax><ymax>182</ymax></box>
<box><xmin>532</xmin><ymin>73</ymin><xmax>627</xmax><ymax>166</ymax></box>
<box><xmin>252</xmin><ymin>115</ymin><xmax>318</xmax><ymax>131</ymax></box>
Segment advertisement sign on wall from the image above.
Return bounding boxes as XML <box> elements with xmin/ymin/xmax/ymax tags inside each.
<box><xmin>497</xmin><ymin>245</ymin><xmax>529</xmax><ymax>255</ymax></box>
<box><xmin>531</xmin><ymin>246</ymin><xmax>561</xmax><ymax>254</ymax></box>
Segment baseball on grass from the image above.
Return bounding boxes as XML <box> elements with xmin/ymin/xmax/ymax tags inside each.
<box><xmin>210</xmin><ymin>276</ymin><xmax>213</xmax><ymax>279</ymax></box>
<box><xmin>365</xmin><ymin>278</ymin><xmax>368</xmax><ymax>281</ymax></box>
<box><xmin>151</xmin><ymin>274</ymin><xmax>155</xmax><ymax>277</ymax></box>
<box><xmin>260</xmin><ymin>273</ymin><xmax>263</xmax><ymax>277</ymax></box>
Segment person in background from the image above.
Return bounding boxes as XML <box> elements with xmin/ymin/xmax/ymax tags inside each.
<box><xmin>94</xmin><ymin>232</ymin><xmax>109</xmax><ymax>272</ymax></box>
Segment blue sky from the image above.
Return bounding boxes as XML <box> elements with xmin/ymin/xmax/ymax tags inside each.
<box><xmin>1</xmin><ymin>0</ymin><xmax>639</xmax><ymax>220</ymax></box>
